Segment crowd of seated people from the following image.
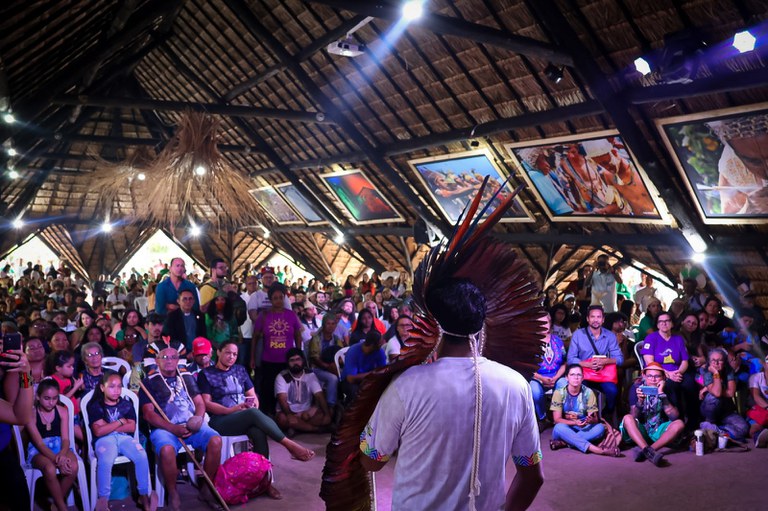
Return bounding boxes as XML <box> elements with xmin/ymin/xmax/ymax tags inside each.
<box><xmin>537</xmin><ymin>263</ymin><xmax>768</xmax><ymax>466</ymax></box>
<box><xmin>0</xmin><ymin>255</ymin><xmax>415</xmax><ymax>510</ymax></box>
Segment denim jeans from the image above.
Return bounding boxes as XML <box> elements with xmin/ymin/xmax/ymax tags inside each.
<box><xmin>530</xmin><ymin>378</ymin><xmax>566</xmax><ymax>420</ymax></box>
<box><xmin>94</xmin><ymin>432</ymin><xmax>151</xmax><ymax>498</ymax></box>
<box><xmin>552</xmin><ymin>423</ymin><xmax>606</xmax><ymax>453</ymax></box>
<box><xmin>313</xmin><ymin>367</ymin><xmax>339</xmax><ymax>407</ymax></box>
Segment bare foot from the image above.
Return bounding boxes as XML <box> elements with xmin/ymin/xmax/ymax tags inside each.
<box><xmin>168</xmin><ymin>491</ymin><xmax>182</xmax><ymax>511</ymax></box>
<box><xmin>266</xmin><ymin>484</ymin><xmax>283</xmax><ymax>500</ymax></box>
<box><xmin>283</xmin><ymin>438</ymin><xmax>315</xmax><ymax>461</ymax></box>
<box><xmin>139</xmin><ymin>492</ymin><xmax>158</xmax><ymax>511</ymax></box>
<box><xmin>94</xmin><ymin>498</ymin><xmax>110</xmax><ymax>511</ymax></box>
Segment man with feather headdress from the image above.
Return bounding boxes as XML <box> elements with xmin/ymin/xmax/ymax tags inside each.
<box><xmin>321</xmin><ymin>177</ymin><xmax>545</xmax><ymax>511</ymax></box>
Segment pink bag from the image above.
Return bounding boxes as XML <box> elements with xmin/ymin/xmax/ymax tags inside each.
<box><xmin>214</xmin><ymin>452</ymin><xmax>272</xmax><ymax>505</ymax></box>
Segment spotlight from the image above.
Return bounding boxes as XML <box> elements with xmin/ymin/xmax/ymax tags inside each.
<box><xmin>137</xmin><ymin>172</ymin><xmax>146</xmax><ymax>181</ymax></box>
<box><xmin>733</xmin><ymin>30</ymin><xmax>756</xmax><ymax>53</ymax></box>
<box><xmin>12</xmin><ymin>218</ymin><xmax>24</xmax><ymax>229</ymax></box>
<box><xmin>692</xmin><ymin>252</ymin><xmax>706</xmax><ymax>263</ymax></box>
<box><xmin>7</xmin><ymin>147</ymin><xmax>17</xmax><ymax>156</ymax></box>
<box><xmin>262</xmin><ymin>230</ymin><xmax>270</xmax><ymax>239</ymax></box>
<box><xmin>634</xmin><ymin>57</ymin><xmax>652</xmax><ymax>76</ymax></box>
<box><xmin>2</xmin><ymin>112</ymin><xmax>14</xmax><ymax>124</ymax></box>
<box><xmin>101</xmin><ymin>222</ymin><xmax>113</xmax><ymax>233</ymax></box>
<box><xmin>194</xmin><ymin>165</ymin><xmax>206</xmax><ymax>176</ymax></box>
<box><xmin>682</xmin><ymin>228</ymin><xmax>708</xmax><ymax>253</ymax></box>
<box><xmin>8</xmin><ymin>169</ymin><xmax>19</xmax><ymax>179</ymax></box>
<box><xmin>334</xmin><ymin>233</ymin><xmax>345</xmax><ymax>244</ymax></box>
<box><xmin>402</xmin><ymin>0</ymin><xmax>424</xmax><ymax>21</ymax></box>
<box><xmin>544</xmin><ymin>64</ymin><xmax>564</xmax><ymax>84</ymax></box>
<box><xmin>190</xmin><ymin>225</ymin><xmax>202</xmax><ymax>237</ymax></box>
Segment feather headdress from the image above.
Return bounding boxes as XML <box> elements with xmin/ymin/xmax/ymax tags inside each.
<box><xmin>320</xmin><ymin>177</ymin><xmax>546</xmax><ymax>510</ymax></box>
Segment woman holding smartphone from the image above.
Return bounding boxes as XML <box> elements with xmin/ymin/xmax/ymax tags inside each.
<box><xmin>198</xmin><ymin>340</ymin><xmax>315</xmax><ymax>498</ymax></box>
<box><xmin>549</xmin><ymin>364</ymin><xmax>620</xmax><ymax>456</ymax></box>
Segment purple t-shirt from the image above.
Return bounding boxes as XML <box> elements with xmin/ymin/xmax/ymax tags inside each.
<box><xmin>253</xmin><ymin>309</ymin><xmax>302</xmax><ymax>363</ymax></box>
<box><xmin>639</xmin><ymin>332</ymin><xmax>688</xmax><ymax>371</ymax></box>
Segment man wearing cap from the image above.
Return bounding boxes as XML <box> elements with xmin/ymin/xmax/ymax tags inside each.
<box><xmin>163</xmin><ymin>289</ymin><xmax>207</xmax><ymax>353</ymax></box>
<box><xmin>155</xmin><ymin>257</ymin><xmax>199</xmax><ymax>315</ymax></box>
<box><xmin>246</xmin><ymin>267</ymin><xmax>291</xmax><ymax>317</ymax></box>
<box><xmin>199</xmin><ymin>258</ymin><xmax>229</xmax><ymax>313</ymax></box>
<box><xmin>620</xmin><ymin>362</ymin><xmax>684</xmax><ymax>466</ymax></box>
<box><xmin>140</xmin><ymin>345</ymin><xmax>221</xmax><ymax>510</ymax></box>
<box><xmin>188</xmin><ymin>337</ymin><xmax>215</xmax><ymax>376</ymax></box>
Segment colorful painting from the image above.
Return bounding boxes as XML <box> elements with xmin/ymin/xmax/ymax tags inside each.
<box><xmin>320</xmin><ymin>170</ymin><xmax>404</xmax><ymax>224</ymax></box>
<box><xmin>274</xmin><ymin>183</ymin><xmax>325</xmax><ymax>225</ymax></box>
<box><xmin>657</xmin><ymin>104</ymin><xmax>768</xmax><ymax>224</ymax></box>
<box><xmin>407</xmin><ymin>149</ymin><xmax>533</xmax><ymax>224</ymax></box>
<box><xmin>248</xmin><ymin>186</ymin><xmax>303</xmax><ymax>225</ymax></box>
<box><xmin>506</xmin><ymin>132</ymin><xmax>667</xmax><ymax>223</ymax></box>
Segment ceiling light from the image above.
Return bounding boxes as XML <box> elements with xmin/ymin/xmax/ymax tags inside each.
<box><xmin>544</xmin><ymin>64</ymin><xmax>564</xmax><ymax>84</ymax></box>
<box><xmin>682</xmin><ymin>228</ymin><xmax>708</xmax><ymax>253</ymax></box>
<box><xmin>634</xmin><ymin>57</ymin><xmax>652</xmax><ymax>76</ymax></box>
<box><xmin>101</xmin><ymin>222</ymin><xmax>113</xmax><ymax>233</ymax></box>
<box><xmin>194</xmin><ymin>165</ymin><xmax>206</xmax><ymax>176</ymax></box>
<box><xmin>137</xmin><ymin>172</ymin><xmax>146</xmax><ymax>181</ymax></box>
<box><xmin>733</xmin><ymin>30</ymin><xmax>756</xmax><ymax>53</ymax></box>
<box><xmin>334</xmin><ymin>233</ymin><xmax>345</xmax><ymax>244</ymax></box>
<box><xmin>2</xmin><ymin>113</ymin><xmax>15</xmax><ymax>124</ymax></box>
<box><xmin>262</xmin><ymin>230</ymin><xmax>270</xmax><ymax>239</ymax></box>
<box><xmin>402</xmin><ymin>0</ymin><xmax>424</xmax><ymax>21</ymax></box>
<box><xmin>691</xmin><ymin>252</ymin><xmax>706</xmax><ymax>263</ymax></box>
<box><xmin>190</xmin><ymin>225</ymin><xmax>202</xmax><ymax>237</ymax></box>
<box><xmin>7</xmin><ymin>147</ymin><xmax>17</xmax><ymax>156</ymax></box>
<box><xmin>12</xmin><ymin>218</ymin><xmax>24</xmax><ymax>229</ymax></box>
<box><xmin>8</xmin><ymin>169</ymin><xmax>19</xmax><ymax>179</ymax></box>
<box><xmin>327</xmin><ymin>38</ymin><xmax>366</xmax><ymax>58</ymax></box>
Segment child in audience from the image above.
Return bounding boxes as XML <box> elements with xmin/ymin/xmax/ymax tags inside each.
<box><xmin>25</xmin><ymin>379</ymin><xmax>79</xmax><ymax>511</ymax></box>
<box><xmin>46</xmin><ymin>350</ymin><xmax>84</xmax><ymax>442</ymax></box>
<box><xmin>87</xmin><ymin>372</ymin><xmax>157</xmax><ymax>511</ymax></box>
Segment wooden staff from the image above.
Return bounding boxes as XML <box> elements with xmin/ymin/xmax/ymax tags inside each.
<box><xmin>138</xmin><ymin>378</ymin><xmax>230</xmax><ymax>511</ymax></box>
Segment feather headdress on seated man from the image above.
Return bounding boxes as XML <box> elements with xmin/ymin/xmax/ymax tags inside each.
<box><xmin>320</xmin><ymin>177</ymin><xmax>546</xmax><ymax>511</ymax></box>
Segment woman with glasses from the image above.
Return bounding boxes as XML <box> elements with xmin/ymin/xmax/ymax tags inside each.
<box><xmin>549</xmin><ymin>364</ymin><xmax>619</xmax><ymax>456</ymax></box>
<box><xmin>699</xmin><ymin>348</ymin><xmax>749</xmax><ymax>440</ymax></box>
<box><xmin>79</xmin><ymin>342</ymin><xmax>107</xmax><ymax>393</ymax></box>
<box><xmin>640</xmin><ymin>311</ymin><xmax>699</xmax><ymax>428</ymax></box>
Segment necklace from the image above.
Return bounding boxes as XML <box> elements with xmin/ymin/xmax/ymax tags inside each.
<box><xmin>38</xmin><ymin>409</ymin><xmax>55</xmax><ymax>432</ymax></box>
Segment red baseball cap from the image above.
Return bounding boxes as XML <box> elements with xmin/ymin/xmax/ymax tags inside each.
<box><xmin>192</xmin><ymin>337</ymin><xmax>212</xmax><ymax>356</ymax></box>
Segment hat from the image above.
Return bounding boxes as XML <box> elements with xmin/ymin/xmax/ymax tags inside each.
<box><xmin>642</xmin><ymin>362</ymin><xmax>665</xmax><ymax>375</ymax></box>
<box><xmin>261</xmin><ymin>266</ymin><xmax>275</xmax><ymax>275</ymax></box>
<box><xmin>563</xmin><ymin>293</ymin><xmax>575</xmax><ymax>301</ymax></box>
<box><xmin>192</xmin><ymin>337</ymin><xmax>212</xmax><ymax>356</ymax></box>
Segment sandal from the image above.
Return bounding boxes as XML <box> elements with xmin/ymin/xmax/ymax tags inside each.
<box><xmin>549</xmin><ymin>439</ymin><xmax>568</xmax><ymax>451</ymax></box>
<box><xmin>599</xmin><ymin>446</ymin><xmax>623</xmax><ymax>457</ymax></box>
<box><xmin>643</xmin><ymin>446</ymin><xmax>665</xmax><ymax>466</ymax></box>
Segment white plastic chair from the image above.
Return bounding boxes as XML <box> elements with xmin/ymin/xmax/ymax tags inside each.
<box><xmin>81</xmin><ymin>388</ymin><xmax>144</xmax><ymax>511</ymax></box>
<box><xmin>634</xmin><ymin>341</ymin><xmax>645</xmax><ymax>371</ymax></box>
<box><xmin>334</xmin><ymin>346</ymin><xmax>350</xmax><ymax>382</ymax></box>
<box><xmin>154</xmin><ymin>445</ymin><xmax>197</xmax><ymax>507</ymax></box>
<box><xmin>134</xmin><ymin>296</ymin><xmax>149</xmax><ymax>316</ymax></box>
<box><xmin>15</xmin><ymin>395</ymin><xmax>91</xmax><ymax>511</ymax></box>
<box><xmin>102</xmin><ymin>356</ymin><xmax>132</xmax><ymax>388</ymax></box>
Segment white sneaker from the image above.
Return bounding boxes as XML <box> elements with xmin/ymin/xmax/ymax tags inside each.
<box><xmin>757</xmin><ymin>429</ymin><xmax>768</xmax><ymax>448</ymax></box>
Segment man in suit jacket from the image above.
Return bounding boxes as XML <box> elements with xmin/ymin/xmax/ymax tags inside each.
<box><xmin>163</xmin><ymin>289</ymin><xmax>207</xmax><ymax>353</ymax></box>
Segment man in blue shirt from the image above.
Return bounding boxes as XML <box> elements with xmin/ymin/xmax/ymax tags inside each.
<box><xmin>155</xmin><ymin>257</ymin><xmax>199</xmax><ymax>315</ymax></box>
<box><xmin>341</xmin><ymin>331</ymin><xmax>386</xmax><ymax>404</ymax></box>
<box><xmin>566</xmin><ymin>305</ymin><xmax>623</xmax><ymax>418</ymax></box>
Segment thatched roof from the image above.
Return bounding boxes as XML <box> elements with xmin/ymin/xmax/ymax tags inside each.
<box><xmin>1</xmin><ymin>0</ymin><xmax>767</xmax><ymax>309</ymax></box>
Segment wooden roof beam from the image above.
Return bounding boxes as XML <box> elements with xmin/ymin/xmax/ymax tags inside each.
<box><xmin>53</xmin><ymin>96</ymin><xmax>334</xmax><ymax>124</ymax></box>
<box><xmin>627</xmin><ymin>67</ymin><xmax>768</xmax><ymax>104</ymax></box>
<box><xmin>306</xmin><ymin>0</ymin><xmax>573</xmax><ymax>66</ymax></box>
<box><xmin>35</xmin><ymin>134</ymin><xmax>260</xmax><ymax>154</ymax></box>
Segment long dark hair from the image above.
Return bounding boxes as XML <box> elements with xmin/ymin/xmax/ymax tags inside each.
<box><xmin>92</xmin><ymin>371</ymin><xmax>122</xmax><ymax>404</ymax></box>
<box><xmin>353</xmin><ymin>309</ymin><xmax>374</xmax><ymax>334</ymax></box>
<box><xmin>121</xmin><ymin>308</ymin><xmax>145</xmax><ymax>331</ymax></box>
<box><xmin>207</xmin><ymin>293</ymin><xmax>234</xmax><ymax>321</ymax></box>
<box><xmin>45</xmin><ymin>350</ymin><xmax>75</xmax><ymax>377</ymax></box>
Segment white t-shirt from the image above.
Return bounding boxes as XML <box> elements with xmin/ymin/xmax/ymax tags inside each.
<box><xmin>749</xmin><ymin>371</ymin><xmax>768</xmax><ymax>401</ymax></box>
<box><xmin>240</xmin><ymin>291</ymin><xmax>255</xmax><ymax>338</ymax></box>
<box><xmin>380</xmin><ymin>270</ymin><xmax>400</xmax><ymax>284</ymax></box>
<box><xmin>246</xmin><ymin>290</ymin><xmax>291</xmax><ymax>313</ymax></box>
<box><xmin>384</xmin><ymin>337</ymin><xmax>401</xmax><ymax>362</ymax></box>
<box><xmin>274</xmin><ymin>371</ymin><xmax>322</xmax><ymax>413</ymax></box>
<box><xmin>361</xmin><ymin>357</ymin><xmax>541</xmax><ymax>510</ymax></box>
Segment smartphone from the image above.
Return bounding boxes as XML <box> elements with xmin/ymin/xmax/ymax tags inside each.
<box><xmin>639</xmin><ymin>385</ymin><xmax>658</xmax><ymax>396</ymax></box>
<box><xmin>245</xmin><ymin>396</ymin><xmax>256</xmax><ymax>407</ymax></box>
<box><xmin>2</xmin><ymin>332</ymin><xmax>22</xmax><ymax>353</ymax></box>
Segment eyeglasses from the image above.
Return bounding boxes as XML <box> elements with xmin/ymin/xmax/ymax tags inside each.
<box><xmin>644</xmin><ymin>374</ymin><xmax>662</xmax><ymax>379</ymax></box>
<box><xmin>710</xmin><ymin>358</ymin><xmax>724</xmax><ymax>363</ymax></box>
<box><xmin>568</xmin><ymin>373</ymin><xmax>583</xmax><ymax>378</ymax></box>
<box><xmin>657</xmin><ymin>320</ymin><xmax>672</xmax><ymax>324</ymax></box>
<box><xmin>159</xmin><ymin>355</ymin><xmax>179</xmax><ymax>360</ymax></box>
<box><xmin>85</xmin><ymin>352</ymin><xmax>102</xmax><ymax>358</ymax></box>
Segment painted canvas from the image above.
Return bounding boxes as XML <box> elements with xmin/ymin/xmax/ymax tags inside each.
<box><xmin>248</xmin><ymin>186</ymin><xmax>303</xmax><ymax>225</ymax></box>
<box><xmin>320</xmin><ymin>170</ymin><xmax>404</xmax><ymax>224</ymax></box>
<box><xmin>275</xmin><ymin>183</ymin><xmax>325</xmax><ymax>225</ymax></box>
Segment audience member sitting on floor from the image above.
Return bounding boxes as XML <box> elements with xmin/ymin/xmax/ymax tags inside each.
<box><xmin>197</xmin><ymin>341</ymin><xmax>314</xmax><ymax>470</ymax></box>
<box><xmin>747</xmin><ymin>354</ymin><xmax>768</xmax><ymax>447</ymax></box>
<box><xmin>349</xmin><ymin>308</ymin><xmax>376</xmax><ymax>346</ymax></box>
<box><xmin>566</xmin><ymin>305</ymin><xmax>623</xmax><ymax>418</ymax></box>
<box><xmin>341</xmin><ymin>330</ymin><xmax>387</xmax><ymax>404</ymax></box>
<box><xmin>549</xmin><ymin>364</ymin><xmax>618</xmax><ymax>456</ymax></box>
<box><xmin>621</xmin><ymin>362</ymin><xmax>684</xmax><ymax>466</ymax></box>
<box><xmin>139</xmin><ymin>344</ymin><xmax>221</xmax><ymax>511</ymax></box>
<box><xmin>699</xmin><ymin>348</ymin><xmax>749</xmax><ymax>441</ymax></box>
<box><xmin>87</xmin><ymin>372</ymin><xmax>157</xmax><ymax>511</ymax></box>
<box><xmin>530</xmin><ymin>314</ymin><xmax>566</xmax><ymax>422</ymax></box>
<box><xmin>308</xmin><ymin>313</ymin><xmax>344</xmax><ymax>410</ymax></box>
<box><xmin>275</xmin><ymin>348</ymin><xmax>331</xmax><ymax>434</ymax></box>
<box><xmin>25</xmin><ymin>379</ymin><xmax>79</xmax><ymax>511</ymax></box>
<box><xmin>384</xmin><ymin>315</ymin><xmax>413</xmax><ymax>364</ymax></box>
<box><xmin>640</xmin><ymin>311</ymin><xmax>699</xmax><ymax>428</ymax></box>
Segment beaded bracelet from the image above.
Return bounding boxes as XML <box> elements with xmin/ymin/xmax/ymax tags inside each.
<box><xmin>19</xmin><ymin>372</ymin><xmax>32</xmax><ymax>389</ymax></box>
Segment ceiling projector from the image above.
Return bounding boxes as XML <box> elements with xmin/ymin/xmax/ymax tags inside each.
<box><xmin>327</xmin><ymin>38</ymin><xmax>366</xmax><ymax>57</ymax></box>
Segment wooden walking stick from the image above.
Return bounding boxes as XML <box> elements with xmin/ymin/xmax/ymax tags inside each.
<box><xmin>138</xmin><ymin>378</ymin><xmax>230</xmax><ymax>511</ymax></box>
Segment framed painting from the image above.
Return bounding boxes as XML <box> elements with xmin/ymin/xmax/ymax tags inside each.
<box><xmin>319</xmin><ymin>169</ymin><xmax>404</xmax><ymax>224</ymax></box>
<box><xmin>274</xmin><ymin>183</ymin><xmax>326</xmax><ymax>225</ymax></box>
<box><xmin>657</xmin><ymin>103</ymin><xmax>768</xmax><ymax>224</ymax></box>
<box><xmin>505</xmin><ymin>131</ymin><xmax>668</xmax><ymax>224</ymax></box>
<box><xmin>407</xmin><ymin>149</ymin><xmax>534</xmax><ymax>224</ymax></box>
<box><xmin>248</xmin><ymin>186</ymin><xmax>303</xmax><ymax>225</ymax></box>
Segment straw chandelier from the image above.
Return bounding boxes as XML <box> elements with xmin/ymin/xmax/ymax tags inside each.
<box><xmin>91</xmin><ymin>111</ymin><xmax>261</xmax><ymax>230</ymax></box>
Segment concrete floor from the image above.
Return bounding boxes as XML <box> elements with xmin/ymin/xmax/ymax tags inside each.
<box><xmin>63</xmin><ymin>428</ymin><xmax>766</xmax><ymax>511</ymax></box>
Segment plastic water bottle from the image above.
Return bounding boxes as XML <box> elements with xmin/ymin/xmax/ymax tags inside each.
<box><xmin>694</xmin><ymin>429</ymin><xmax>704</xmax><ymax>456</ymax></box>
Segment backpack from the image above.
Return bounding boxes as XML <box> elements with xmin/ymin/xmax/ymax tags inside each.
<box><xmin>214</xmin><ymin>452</ymin><xmax>272</xmax><ymax>504</ymax></box>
